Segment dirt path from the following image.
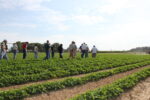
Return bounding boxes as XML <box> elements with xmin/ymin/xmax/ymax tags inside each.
<box><xmin>24</xmin><ymin>66</ymin><xmax>150</xmax><ymax>100</ymax></box>
<box><xmin>116</xmin><ymin>77</ymin><xmax>150</xmax><ymax>100</ymax></box>
<box><xmin>0</xmin><ymin>67</ymin><xmax>113</xmax><ymax>91</ymax></box>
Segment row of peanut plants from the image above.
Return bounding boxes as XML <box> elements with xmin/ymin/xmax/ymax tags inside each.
<box><xmin>0</xmin><ymin>60</ymin><xmax>150</xmax><ymax>100</ymax></box>
<box><xmin>0</xmin><ymin>54</ymin><xmax>150</xmax><ymax>87</ymax></box>
<box><xmin>70</xmin><ymin>67</ymin><xmax>150</xmax><ymax>100</ymax></box>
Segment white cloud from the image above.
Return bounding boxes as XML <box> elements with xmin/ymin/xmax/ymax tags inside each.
<box><xmin>38</xmin><ymin>10</ymin><xmax>70</xmax><ymax>31</ymax></box>
<box><xmin>0</xmin><ymin>0</ymin><xmax>51</xmax><ymax>11</ymax></box>
<box><xmin>0</xmin><ymin>23</ymin><xmax>37</xmax><ymax>28</ymax></box>
<box><xmin>99</xmin><ymin>0</ymin><xmax>135</xmax><ymax>15</ymax></box>
<box><xmin>71</xmin><ymin>15</ymin><xmax>105</xmax><ymax>25</ymax></box>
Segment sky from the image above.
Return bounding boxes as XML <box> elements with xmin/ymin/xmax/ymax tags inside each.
<box><xmin>0</xmin><ymin>0</ymin><xmax>150</xmax><ymax>50</ymax></box>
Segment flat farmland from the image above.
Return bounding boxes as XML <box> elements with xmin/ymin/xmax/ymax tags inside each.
<box><xmin>0</xmin><ymin>53</ymin><xmax>150</xmax><ymax>100</ymax></box>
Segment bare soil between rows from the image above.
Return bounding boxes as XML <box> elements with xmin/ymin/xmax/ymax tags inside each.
<box><xmin>24</xmin><ymin>65</ymin><xmax>150</xmax><ymax>100</ymax></box>
<box><xmin>116</xmin><ymin>77</ymin><xmax>150</xmax><ymax>100</ymax></box>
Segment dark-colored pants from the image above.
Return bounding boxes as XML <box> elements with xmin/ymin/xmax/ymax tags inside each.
<box><xmin>85</xmin><ymin>50</ymin><xmax>88</xmax><ymax>58</ymax></box>
<box><xmin>51</xmin><ymin>52</ymin><xmax>54</xmax><ymax>58</ymax></box>
<box><xmin>92</xmin><ymin>53</ymin><xmax>96</xmax><ymax>58</ymax></box>
<box><xmin>81</xmin><ymin>50</ymin><xmax>86</xmax><ymax>58</ymax></box>
<box><xmin>44</xmin><ymin>51</ymin><xmax>50</xmax><ymax>60</ymax></box>
<box><xmin>59</xmin><ymin>53</ymin><xmax>63</xmax><ymax>58</ymax></box>
<box><xmin>34</xmin><ymin>51</ymin><xmax>38</xmax><ymax>59</ymax></box>
<box><xmin>23</xmin><ymin>49</ymin><xmax>27</xmax><ymax>59</ymax></box>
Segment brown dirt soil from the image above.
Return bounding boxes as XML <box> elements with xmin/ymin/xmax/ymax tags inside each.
<box><xmin>24</xmin><ymin>66</ymin><xmax>150</xmax><ymax>100</ymax></box>
<box><xmin>0</xmin><ymin>67</ymin><xmax>112</xmax><ymax>91</ymax></box>
<box><xmin>116</xmin><ymin>77</ymin><xmax>150</xmax><ymax>100</ymax></box>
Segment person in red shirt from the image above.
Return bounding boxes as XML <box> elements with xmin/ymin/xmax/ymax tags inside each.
<box><xmin>22</xmin><ymin>42</ymin><xmax>28</xmax><ymax>59</ymax></box>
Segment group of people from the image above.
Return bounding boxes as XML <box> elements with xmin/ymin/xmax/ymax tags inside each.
<box><xmin>0</xmin><ymin>40</ymin><xmax>98</xmax><ymax>60</ymax></box>
<box><xmin>43</xmin><ymin>40</ymin><xmax>63</xmax><ymax>60</ymax></box>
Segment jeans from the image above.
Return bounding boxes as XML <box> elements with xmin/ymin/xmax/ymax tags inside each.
<box><xmin>13</xmin><ymin>50</ymin><xmax>17</xmax><ymax>59</ymax></box>
<box><xmin>0</xmin><ymin>51</ymin><xmax>8</xmax><ymax>60</ymax></box>
<box><xmin>44</xmin><ymin>50</ymin><xmax>50</xmax><ymax>60</ymax></box>
<box><xmin>34</xmin><ymin>51</ymin><xmax>38</xmax><ymax>59</ymax></box>
<box><xmin>81</xmin><ymin>50</ymin><xmax>86</xmax><ymax>58</ymax></box>
<box><xmin>23</xmin><ymin>49</ymin><xmax>27</xmax><ymax>59</ymax></box>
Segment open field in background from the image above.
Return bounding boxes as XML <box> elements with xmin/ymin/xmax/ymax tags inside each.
<box><xmin>0</xmin><ymin>53</ymin><xmax>150</xmax><ymax>100</ymax></box>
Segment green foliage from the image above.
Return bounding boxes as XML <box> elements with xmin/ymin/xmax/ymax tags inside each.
<box><xmin>71</xmin><ymin>68</ymin><xmax>150</xmax><ymax>100</ymax></box>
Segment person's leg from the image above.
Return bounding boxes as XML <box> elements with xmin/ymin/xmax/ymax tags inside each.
<box><xmin>36</xmin><ymin>52</ymin><xmax>38</xmax><ymax>59</ymax></box>
<box><xmin>94</xmin><ymin>53</ymin><xmax>96</xmax><ymax>58</ymax></box>
<box><xmin>83</xmin><ymin>50</ymin><xmax>86</xmax><ymax>58</ymax></box>
<box><xmin>45</xmin><ymin>51</ymin><xmax>48</xmax><ymax>59</ymax></box>
<box><xmin>59</xmin><ymin>53</ymin><xmax>61</xmax><ymax>58</ymax></box>
<box><xmin>69</xmin><ymin>51</ymin><xmax>72</xmax><ymax>58</ymax></box>
<box><xmin>71</xmin><ymin>50</ymin><xmax>74</xmax><ymax>58</ymax></box>
<box><xmin>3</xmin><ymin>51</ymin><xmax>8</xmax><ymax>60</ymax></box>
<box><xmin>48</xmin><ymin>51</ymin><xmax>50</xmax><ymax>59</ymax></box>
<box><xmin>1</xmin><ymin>51</ymin><xmax>5</xmax><ymax>59</ymax></box>
<box><xmin>92</xmin><ymin>53</ymin><xmax>94</xmax><ymax>58</ymax></box>
<box><xmin>81</xmin><ymin>51</ymin><xmax>84</xmax><ymax>58</ymax></box>
<box><xmin>61</xmin><ymin>53</ymin><xmax>63</xmax><ymax>58</ymax></box>
<box><xmin>3</xmin><ymin>52</ymin><xmax>8</xmax><ymax>60</ymax></box>
<box><xmin>14</xmin><ymin>52</ymin><xmax>16</xmax><ymax>59</ymax></box>
<box><xmin>85</xmin><ymin>50</ymin><xmax>88</xmax><ymax>58</ymax></box>
<box><xmin>13</xmin><ymin>51</ymin><xmax>15</xmax><ymax>59</ymax></box>
<box><xmin>23</xmin><ymin>49</ymin><xmax>25</xmax><ymax>59</ymax></box>
<box><xmin>52</xmin><ymin>52</ymin><xmax>54</xmax><ymax>58</ymax></box>
<box><xmin>24</xmin><ymin>51</ymin><xmax>27</xmax><ymax>59</ymax></box>
<box><xmin>34</xmin><ymin>52</ymin><xmax>36</xmax><ymax>59</ymax></box>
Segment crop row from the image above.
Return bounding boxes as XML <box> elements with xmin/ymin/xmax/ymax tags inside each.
<box><xmin>1</xmin><ymin>57</ymin><xmax>150</xmax><ymax>88</ymax></box>
<box><xmin>71</xmin><ymin>67</ymin><xmax>150</xmax><ymax>100</ymax></box>
<box><xmin>0</xmin><ymin>60</ymin><xmax>150</xmax><ymax>100</ymax></box>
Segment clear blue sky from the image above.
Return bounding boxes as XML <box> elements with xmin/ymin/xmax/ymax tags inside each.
<box><xmin>0</xmin><ymin>0</ymin><xmax>150</xmax><ymax>50</ymax></box>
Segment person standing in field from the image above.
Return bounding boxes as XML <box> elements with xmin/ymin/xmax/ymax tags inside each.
<box><xmin>34</xmin><ymin>44</ymin><xmax>38</xmax><ymax>59</ymax></box>
<box><xmin>81</xmin><ymin>43</ymin><xmax>87</xmax><ymax>58</ymax></box>
<box><xmin>12</xmin><ymin>43</ymin><xmax>18</xmax><ymax>59</ymax></box>
<box><xmin>85</xmin><ymin>44</ymin><xmax>89</xmax><ymax>58</ymax></box>
<box><xmin>22</xmin><ymin>42</ymin><xmax>28</xmax><ymax>59</ymax></box>
<box><xmin>58</xmin><ymin>44</ymin><xmax>63</xmax><ymax>58</ymax></box>
<box><xmin>91</xmin><ymin>45</ymin><xmax>98</xmax><ymax>58</ymax></box>
<box><xmin>44</xmin><ymin>40</ymin><xmax>51</xmax><ymax>60</ymax></box>
<box><xmin>69</xmin><ymin>41</ymin><xmax>77</xmax><ymax>58</ymax></box>
<box><xmin>51</xmin><ymin>45</ymin><xmax>55</xmax><ymax>58</ymax></box>
<box><xmin>0</xmin><ymin>40</ymin><xmax>8</xmax><ymax>60</ymax></box>
<box><xmin>79</xmin><ymin>44</ymin><xmax>83</xmax><ymax>57</ymax></box>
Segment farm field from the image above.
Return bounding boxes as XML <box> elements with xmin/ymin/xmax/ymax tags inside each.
<box><xmin>0</xmin><ymin>53</ymin><xmax>150</xmax><ymax>100</ymax></box>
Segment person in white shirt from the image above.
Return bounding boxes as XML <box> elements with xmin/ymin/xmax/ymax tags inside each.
<box><xmin>12</xmin><ymin>43</ymin><xmax>18</xmax><ymax>59</ymax></box>
<box><xmin>91</xmin><ymin>45</ymin><xmax>98</xmax><ymax>58</ymax></box>
<box><xmin>81</xmin><ymin>43</ymin><xmax>87</xmax><ymax>58</ymax></box>
<box><xmin>34</xmin><ymin>45</ymin><xmax>38</xmax><ymax>59</ymax></box>
<box><xmin>0</xmin><ymin>40</ymin><xmax>8</xmax><ymax>60</ymax></box>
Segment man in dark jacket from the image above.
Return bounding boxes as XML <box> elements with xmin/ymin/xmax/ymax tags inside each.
<box><xmin>58</xmin><ymin>44</ymin><xmax>63</xmax><ymax>58</ymax></box>
<box><xmin>44</xmin><ymin>40</ymin><xmax>50</xmax><ymax>60</ymax></box>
